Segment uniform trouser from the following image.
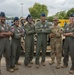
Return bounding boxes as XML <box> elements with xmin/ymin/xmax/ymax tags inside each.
<box><xmin>24</xmin><ymin>35</ymin><xmax>34</xmax><ymax>65</ymax></box>
<box><xmin>0</xmin><ymin>38</ymin><xmax>11</xmax><ymax>70</ymax></box>
<box><xmin>63</xmin><ymin>38</ymin><xmax>74</xmax><ymax>70</ymax></box>
<box><xmin>35</xmin><ymin>35</ymin><xmax>47</xmax><ymax>64</ymax></box>
<box><xmin>63</xmin><ymin>39</ymin><xmax>69</xmax><ymax>66</ymax></box>
<box><xmin>50</xmin><ymin>39</ymin><xmax>62</xmax><ymax>65</ymax></box>
<box><xmin>70</xmin><ymin>44</ymin><xmax>74</xmax><ymax>70</ymax></box>
<box><xmin>11</xmin><ymin>39</ymin><xmax>21</xmax><ymax>67</ymax></box>
<box><xmin>62</xmin><ymin>39</ymin><xmax>65</xmax><ymax>57</ymax></box>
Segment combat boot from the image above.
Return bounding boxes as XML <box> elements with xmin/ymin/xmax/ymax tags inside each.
<box><xmin>30</xmin><ymin>61</ymin><xmax>33</xmax><ymax>64</ymax></box>
<box><xmin>49</xmin><ymin>61</ymin><xmax>55</xmax><ymax>65</ymax></box>
<box><xmin>13</xmin><ymin>65</ymin><xmax>19</xmax><ymax>70</ymax></box>
<box><xmin>35</xmin><ymin>64</ymin><xmax>40</xmax><ymax>69</ymax></box>
<box><xmin>69</xmin><ymin>70</ymin><xmax>74</xmax><ymax>74</ymax></box>
<box><xmin>27</xmin><ymin>64</ymin><xmax>32</xmax><ymax>68</ymax></box>
<box><xmin>7</xmin><ymin>68</ymin><xmax>14</xmax><ymax>73</ymax></box>
<box><xmin>61</xmin><ymin>65</ymin><xmax>68</xmax><ymax>68</ymax></box>
<box><xmin>41</xmin><ymin>62</ymin><xmax>46</xmax><ymax>66</ymax></box>
<box><xmin>16</xmin><ymin>62</ymin><xmax>21</xmax><ymax>65</ymax></box>
<box><xmin>56</xmin><ymin>64</ymin><xmax>61</xmax><ymax>69</ymax></box>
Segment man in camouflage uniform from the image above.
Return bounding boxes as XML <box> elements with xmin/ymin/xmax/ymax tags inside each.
<box><xmin>20</xmin><ymin>18</ymin><xmax>26</xmax><ymax>52</ymax></box>
<box><xmin>0</xmin><ymin>12</ymin><xmax>13</xmax><ymax>72</ymax></box>
<box><xmin>49</xmin><ymin>17</ymin><xmax>63</xmax><ymax>69</ymax></box>
<box><xmin>11</xmin><ymin>17</ymin><xmax>24</xmax><ymax>72</ymax></box>
<box><xmin>24</xmin><ymin>14</ymin><xmax>35</xmax><ymax>68</ymax></box>
<box><xmin>35</xmin><ymin>13</ymin><xmax>50</xmax><ymax>68</ymax></box>
<box><xmin>61</xmin><ymin>14</ymin><xmax>74</xmax><ymax>74</ymax></box>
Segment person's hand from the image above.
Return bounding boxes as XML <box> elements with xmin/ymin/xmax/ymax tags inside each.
<box><xmin>1</xmin><ymin>32</ymin><xmax>7</xmax><ymax>35</ymax></box>
<box><xmin>67</xmin><ymin>33</ymin><xmax>73</xmax><ymax>36</ymax></box>
<box><xmin>69</xmin><ymin>33</ymin><xmax>73</xmax><ymax>36</ymax></box>
<box><xmin>64</xmin><ymin>33</ymin><xmax>73</xmax><ymax>36</ymax></box>
<box><xmin>0</xmin><ymin>32</ymin><xmax>6</xmax><ymax>37</ymax></box>
<box><xmin>2</xmin><ymin>31</ymin><xmax>13</xmax><ymax>37</ymax></box>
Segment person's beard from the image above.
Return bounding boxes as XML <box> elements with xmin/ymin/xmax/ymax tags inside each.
<box><xmin>41</xmin><ymin>19</ymin><xmax>45</xmax><ymax>22</ymax></box>
<box><xmin>1</xmin><ymin>20</ymin><xmax>5</xmax><ymax>24</ymax></box>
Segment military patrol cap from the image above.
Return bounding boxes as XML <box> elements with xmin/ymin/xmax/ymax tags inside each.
<box><xmin>26</xmin><ymin>14</ymin><xmax>32</xmax><ymax>21</ymax></box>
<box><xmin>14</xmin><ymin>17</ymin><xmax>19</xmax><ymax>21</ymax></box>
<box><xmin>0</xmin><ymin>12</ymin><xmax>5</xmax><ymax>17</ymax></box>
<box><xmin>27</xmin><ymin>14</ymin><xmax>32</xmax><ymax>18</ymax></box>
<box><xmin>41</xmin><ymin>12</ymin><xmax>46</xmax><ymax>17</ymax></box>
<box><xmin>70</xmin><ymin>14</ymin><xmax>74</xmax><ymax>17</ymax></box>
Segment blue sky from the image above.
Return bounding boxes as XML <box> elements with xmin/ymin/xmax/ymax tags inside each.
<box><xmin>0</xmin><ymin>0</ymin><xmax>74</xmax><ymax>17</ymax></box>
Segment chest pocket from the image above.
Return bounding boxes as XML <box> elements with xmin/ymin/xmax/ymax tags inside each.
<box><xmin>40</xmin><ymin>24</ymin><xmax>43</xmax><ymax>28</ymax></box>
<box><xmin>70</xmin><ymin>27</ymin><xmax>74</xmax><ymax>32</ymax></box>
<box><xmin>28</xmin><ymin>25</ymin><xmax>34</xmax><ymax>31</ymax></box>
<box><xmin>15</xmin><ymin>28</ymin><xmax>20</xmax><ymax>33</ymax></box>
<box><xmin>0</xmin><ymin>25</ymin><xmax>9</xmax><ymax>32</ymax></box>
<box><xmin>51</xmin><ymin>28</ymin><xmax>56</xmax><ymax>33</ymax></box>
<box><xmin>5</xmin><ymin>26</ymin><xmax>9</xmax><ymax>32</ymax></box>
<box><xmin>52</xmin><ymin>29</ymin><xmax>57</xmax><ymax>33</ymax></box>
<box><xmin>44</xmin><ymin>24</ymin><xmax>48</xmax><ymax>28</ymax></box>
<box><xmin>14</xmin><ymin>28</ymin><xmax>21</xmax><ymax>39</ymax></box>
<box><xmin>65</xmin><ymin>26</ymin><xmax>72</xmax><ymax>33</ymax></box>
<box><xmin>51</xmin><ymin>27</ymin><xmax>59</xmax><ymax>33</ymax></box>
<box><xmin>40</xmin><ymin>24</ymin><xmax>48</xmax><ymax>29</ymax></box>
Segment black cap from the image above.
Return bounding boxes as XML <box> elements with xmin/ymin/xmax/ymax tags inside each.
<box><xmin>0</xmin><ymin>12</ymin><xmax>5</xmax><ymax>17</ymax></box>
<box><xmin>27</xmin><ymin>14</ymin><xmax>32</xmax><ymax>18</ymax></box>
<box><xmin>26</xmin><ymin>14</ymin><xmax>32</xmax><ymax>21</ymax></box>
<box><xmin>14</xmin><ymin>17</ymin><xmax>19</xmax><ymax>21</ymax></box>
<box><xmin>41</xmin><ymin>12</ymin><xmax>46</xmax><ymax>17</ymax></box>
<box><xmin>70</xmin><ymin>14</ymin><xmax>74</xmax><ymax>17</ymax></box>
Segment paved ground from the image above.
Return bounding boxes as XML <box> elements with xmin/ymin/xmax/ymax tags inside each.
<box><xmin>0</xmin><ymin>56</ymin><xmax>72</xmax><ymax>75</ymax></box>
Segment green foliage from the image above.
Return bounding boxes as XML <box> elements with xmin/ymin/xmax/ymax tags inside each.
<box><xmin>54</xmin><ymin>8</ymin><xmax>74</xmax><ymax>19</ymax></box>
<box><xmin>55</xmin><ymin>11</ymin><xmax>67</xmax><ymax>19</ymax></box>
<box><xmin>6</xmin><ymin>17</ymin><xmax>14</xmax><ymax>20</ymax></box>
<box><xmin>66</xmin><ymin>8</ymin><xmax>74</xmax><ymax>18</ymax></box>
<box><xmin>29</xmin><ymin>3</ymin><xmax>48</xmax><ymax>18</ymax></box>
<box><xmin>47</xmin><ymin>16</ymin><xmax>54</xmax><ymax>22</ymax></box>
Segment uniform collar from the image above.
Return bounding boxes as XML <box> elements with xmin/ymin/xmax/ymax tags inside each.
<box><xmin>27</xmin><ymin>22</ymin><xmax>32</xmax><ymax>25</ymax></box>
<box><xmin>14</xmin><ymin>25</ymin><xmax>19</xmax><ymax>28</ymax></box>
<box><xmin>40</xmin><ymin>20</ymin><xmax>47</xmax><ymax>25</ymax></box>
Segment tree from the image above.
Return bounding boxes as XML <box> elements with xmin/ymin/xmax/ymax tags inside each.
<box><xmin>55</xmin><ymin>11</ymin><xmax>67</xmax><ymax>19</ymax></box>
<box><xmin>47</xmin><ymin>8</ymin><xmax>74</xmax><ymax>20</ymax></box>
<box><xmin>66</xmin><ymin>8</ymin><xmax>74</xmax><ymax>18</ymax></box>
<box><xmin>29</xmin><ymin>3</ymin><xmax>48</xmax><ymax>18</ymax></box>
<box><xmin>6</xmin><ymin>17</ymin><xmax>14</xmax><ymax>20</ymax></box>
<box><xmin>47</xmin><ymin>16</ymin><xmax>54</xmax><ymax>22</ymax></box>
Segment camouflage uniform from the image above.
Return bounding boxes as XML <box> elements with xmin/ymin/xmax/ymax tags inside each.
<box><xmin>63</xmin><ymin>24</ymin><xmax>74</xmax><ymax>70</ymax></box>
<box><xmin>11</xmin><ymin>25</ymin><xmax>24</xmax><ymax>68</ymax></box>
<box><xmin>50</xmin><ymin>25</ymin><xmax>63</xmax><ymax>65</ymax></box>
<box><xmin>0</xmin><ymin>24</ymin><xmax>11</xmax><ymax>70</ymax></box>
<box><xmin>24</xmin><ymin>23</ymin><xmax>35</xmax><ymax>65</ymax></box>
<box><xmin>20</xmin><ymin>24</ymin><xmax>25</xmax><ymax>51</ymax></box>
<box><xmin>35</xmin><ymin>21</ymin><xmax>50</xmax><ymax>64</ymax></box>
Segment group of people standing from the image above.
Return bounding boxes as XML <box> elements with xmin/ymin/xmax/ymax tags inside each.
<box><xmin>0</xmin><ymin>11</ymin><xmax>74</xmax><ymax>74</ymax></box>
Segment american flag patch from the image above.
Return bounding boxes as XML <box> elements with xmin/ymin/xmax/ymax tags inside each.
<box><xmin>2</xmin><ymin>27</ymin><xmax>4</xmax><ymax>30</ymax></box>
<box><xmin>11</xmin><ymin>28</ymin><xmax>14</xmax><ymax>32</ymax></box>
